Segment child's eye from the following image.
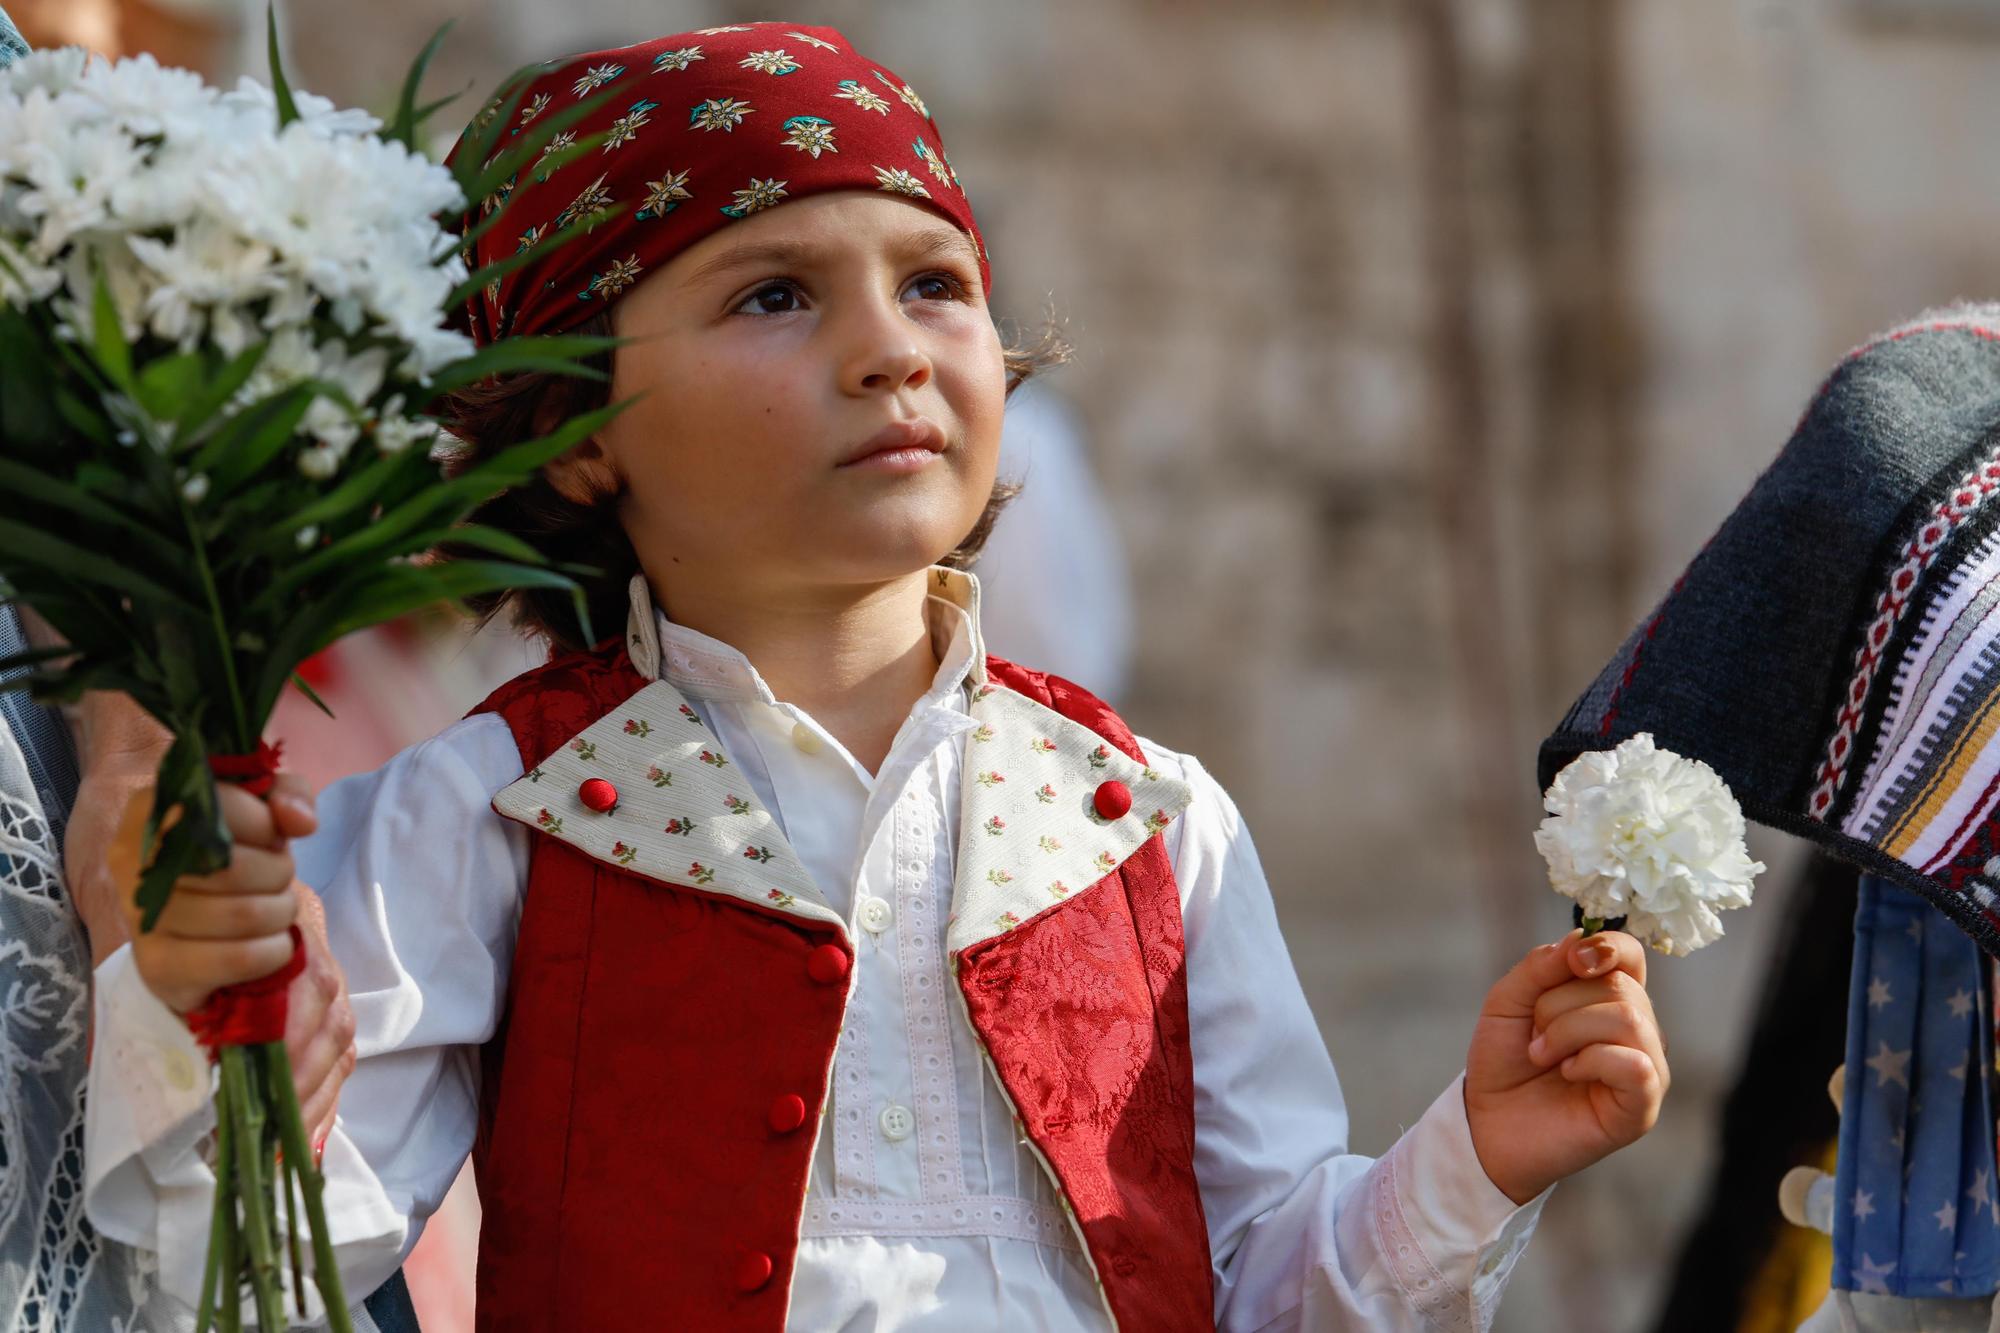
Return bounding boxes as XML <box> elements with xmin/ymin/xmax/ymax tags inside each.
<box><xmin>903</xmin><ymin>272</ymin><xmax>964</xmax><ymax>303</ymax></box>
<box><xmin>734</xmin><ymin>281</ymin><xmax>804</xmax><ymax>316</ymax></box>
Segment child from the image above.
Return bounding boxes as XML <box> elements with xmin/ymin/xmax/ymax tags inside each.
<box><xmin>82</xmin><ymin>23</ymin><xmax>1668</xmax><ymax>1331</ymax></box>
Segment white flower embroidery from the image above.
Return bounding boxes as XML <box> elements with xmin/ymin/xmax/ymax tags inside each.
<box><xmin>783</xmin><ymin>116</ymin><xmax>837</xmax><ymax>158</ymax></box>
<box><xmin>834</xmin><ymin>80</ymin><xmax>892</xmax><ymax>115</ymax></box>
<box><xmin>653</xmin><ymin>46</ymin><xmax>705</xmax><ymax>73</ymax></box>
<box><xmin>689</xmin><ymin>97</ymin><xmax>754</xmax><ymax>133</ymax></box>
<box><xmin>571</xmin><ymin>62</ymin><xmax>624</xmax><ymax>97</ymax></box>
<box><xmin>739</xmin><ymin>49</ymin><xmax>801</xmax><ymax>77</ymax></box>
<box><xmin>873</xmin><ymin>166</ymin><xmax>930</xmax><ymax>198</ymax></box>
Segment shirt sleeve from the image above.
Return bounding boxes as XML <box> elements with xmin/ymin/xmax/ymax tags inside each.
<box><xmin>1141</xmin><ymin>742</ymin><xmax>1547</xmax><ymax>1333</ymax></box>
<box><xmin>83</xmin><ymin>712</ymin><xmax>532</xmax><ymax>1322</ymax></box>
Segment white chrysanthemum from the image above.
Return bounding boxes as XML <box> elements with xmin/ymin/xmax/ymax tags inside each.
<box><xmin>0</xmin><ymin>50</ymin><xmax>479</xmax><ymax>484</ymax></box>
<box><xmin>0</xmin><ymin>48</ymin><xmax>90</xmax><ymax>99</ymax></box>
<box><xmin>1533</xmin><ymin>733</ymin><xmax>1766</xmax><ymax>956</ymax></box>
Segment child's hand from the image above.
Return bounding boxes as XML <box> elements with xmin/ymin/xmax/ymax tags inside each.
<box><xmin>1462</xmin><ymin>928</ymin><xmax>1669</xmax><ymax>1205</ymax></box>
<box><xmin>116</xmin><ymin>777</ymin><xmax>313</xmax><ymax>1014</ymax></box>
<box><xmin>113</xmin><ymin>773</ymin><xmax>356</xmax><ymax>1143</ymax></box>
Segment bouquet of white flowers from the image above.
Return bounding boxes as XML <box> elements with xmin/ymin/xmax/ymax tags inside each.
<box><xmin>0</xmin><ymin>12</ymin><xmax>628</xmax><ymax>1329</ymax></box>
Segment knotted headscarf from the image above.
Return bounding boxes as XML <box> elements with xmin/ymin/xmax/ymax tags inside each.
<box><xmin>445</xmin><ymin>22</ymin><xmax>989</xmax><ymax>346</ymax></box>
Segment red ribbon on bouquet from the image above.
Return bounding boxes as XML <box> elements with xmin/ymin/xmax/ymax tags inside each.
<box><xmin>208</xmin><ymin>738</ymin><xmax>285</xmax><ymax>796</ymax></box>
<box><xmin>183</xmin><ymin>742</ymin><xmax>302</xmax><ymax>1054</ymax></box>
<box><xmin>184</xmin><ymin>925</ymin><xmax>305</xmax><ymax>1055</ymax></box>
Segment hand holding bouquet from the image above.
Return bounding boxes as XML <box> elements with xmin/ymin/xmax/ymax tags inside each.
<box><xmin>0</xmin><ymin>12</ymin><xmax>628</xmax><ymax>1327</ymax></box>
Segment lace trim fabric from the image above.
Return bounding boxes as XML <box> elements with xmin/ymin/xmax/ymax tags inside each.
<box><xmin>1370</xmin><ymin>1145</ymin><xmax>1475</xmax><ymax>1331</ymax></box>
<box><xmin>799</xmin><ymin>1193</ymin><xmax>1080</xmax><ymax>1250</ymax></box>
<box><xmin>0</xmin><ymin>717</ymin><xmax>153</xmax><ymax>1330</ymax></box>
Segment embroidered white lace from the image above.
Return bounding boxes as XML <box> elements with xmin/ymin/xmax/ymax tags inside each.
<box><xmin>0</xmin><ymin>719</ymin><xmax>153</xmax><ymax>1330</ymax></box>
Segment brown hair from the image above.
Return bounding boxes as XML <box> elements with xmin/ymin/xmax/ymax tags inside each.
<box><xmin>432</xmin><ymin>307</ymin><xmax>1070</xmax><ymax>655</ymax></box>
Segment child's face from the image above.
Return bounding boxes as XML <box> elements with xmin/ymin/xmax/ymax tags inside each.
<box><xmin>578</xmin><ymin>190</ymin><xmax>1006</xmax><ymax>600</ymax></box>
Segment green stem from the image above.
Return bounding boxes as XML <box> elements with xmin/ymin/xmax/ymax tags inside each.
<box><xmin>175</xmin><ymin>492</ymin><xmax>250</xmax><ymax>751</ymax></box>
<box><xmin>218</xmin><ymin>1074</ymin><xmax>242</xmax><ymax>1333</ymax></box>
<box><xmin>1580</xmin><ymin>916</ymin><xmax>1605</xmax><ymax>936</ymax></box>
<box><xmin>267</xmin><ymin>1039</ymin><xmax>355</xmax><ymax>1333</ymax></box>
<box><xmin>220</xmin><ymin>1048</ymin><xmax>286</xmax><ymax>1330</ymax></box>
<box><xmin>194</xmin><ymin>1071</ymin><xmax>236</xmax><ymax>1333</ymax></box>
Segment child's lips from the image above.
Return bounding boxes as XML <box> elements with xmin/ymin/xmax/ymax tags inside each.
<box><xmin>839</xmin><ymin>418</ymin><xmax>946</xmax><ymax>468</ymax></box>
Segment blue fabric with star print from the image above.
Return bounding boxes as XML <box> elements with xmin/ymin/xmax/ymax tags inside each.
<box><xmin>1833</xmin><ymin>875</ymin><xmax>2000</xmax><ymax>1296</ymax></box>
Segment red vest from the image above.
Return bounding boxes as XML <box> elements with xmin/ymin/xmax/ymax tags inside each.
<box><xmin>465</xmin><ymin>640</ymin><xmax>1214</xmax><ymax>1330</ymax></box>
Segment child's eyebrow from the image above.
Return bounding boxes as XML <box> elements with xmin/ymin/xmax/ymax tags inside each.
<box><xmin>686</xmin><ymin>229</ymin><xmax>979</xmax><ymax>287</ymax></box>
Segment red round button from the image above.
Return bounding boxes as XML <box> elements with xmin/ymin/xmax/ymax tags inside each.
<box><xmin>578</xmin><ymin>778</ymin><xmax>619</xmax><ymax>813</ymax></box>
<box><xmin>806</xmin><ymin>944</ymin><xmax>851</xmax><ymax>985</ymax></box>
<box><xmin>1093</xmin><ymin>780</ymin><xmax>1133</xmax><ymax>820</ymax></box>
<box><xmin>767</xmin><ymin>1093</ymin><xmax>807</xmax><ymax>1133</ymax></box>
<box><xmin>734</xmin><ymin>1250</ymin><xmax>774</xmax><ymax>1293</ymax></box>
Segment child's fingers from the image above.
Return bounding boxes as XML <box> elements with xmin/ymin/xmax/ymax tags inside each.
<box><xmin>1561</xmin><ymin>1043</ymin><xmax>1666</xmax><ymax>1128</ymax></box>
<box><xmin>1483</xmin><ymin>929</ymin><xmax>1586</xmax><ymax>1020</ymax></box>
<box><xmin>301</xmin><ymin>1058</ymin><xmax>353</xmax><ymax>1151</ymax></box>
<box><xmin>266</xmin><ymin>772</ymin><xmax>318</xmax><ymax>841</ymax></box>
<box><xmin>1566</xmin><ymin>929</ymin><xmax>1647</xmax><ymax>987</ymax></box>
<box><xmin>1531</xmin><ymin>971</ymin><xmax>1646</xmax><ymax>1036</ymax></box>
<box><xmin>217</xmin><ymin>781</ymin><xmax>283</xmax><ymax>851</ymax></box>
<box><xmin>1528</xmin><ymin>998</ymin><xmax>1667</xmax><ymax>1079</ymax></box>
<box><xmin>290</xmin><ymin>1016</ymin><xmax>356</xmax><ymax>1119</ymax></box>
<box><xmin>154</xmin><ymin>882</ymin><xmax>297</xmax><ymax>941</ymax></box>
<box><xmin>134</xmin><ymin>934</ymin><xmax>297</xmax><ymax>1013</ymax></box>
<box><xmin>174</xmin><ymin>844</ymin><xmax>295</xmax><ymax>901</ymax></box>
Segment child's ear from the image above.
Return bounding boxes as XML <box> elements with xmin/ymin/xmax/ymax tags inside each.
<box><xmin>545</xmin><ymin>435</ymin><xmax>622</xmax><ymax>505</ymax></box>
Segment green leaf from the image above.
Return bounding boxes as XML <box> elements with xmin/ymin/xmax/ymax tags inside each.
<box><xmin>189</xmin><ymin>383</ymin><xmax>321</xmax><ymax>493</ymax></box>
<box><xmin>134</xmin><ymin>350</ymin><xmax>209</xmax><ymax>424</ymax></box>
<box><xmin>251</xmin><ymin>448</ymin><xmax>408</xmax><ymax>547</ymax></box>
<box><xmin>388</xmin><ymin>20</ymin><xmax>455</xmax><ymax>149</ymax></box>
<box><xmin>0</xmin><ymin>644</ymin><xmax>77</xmax><ymax>678</ymax></box>
<box><xmin>443</xmin><ymin>202</ymin><xmax>630</xmax><ymax>310</ymax></box>
<box><xmin>250</xmin><ymin>559</ymin><xmax>575</xmax><ymax>717</ymax></box>
<box><xmin>454</xmin><ymin>86</ymin><xmax>626</xmax><ymax>209</ymax></box>
<box><xmin>89</xmin><ymin>269</ymin><xmax>134</xmax><ymax>393</ymax></box>
<box><xmin>425</xmin><ymin>523</ymin><xmax>545</xmax><ymax>564</ymax></box>
<box><xmin>290</xmin><ymin>671</ymin><xmax>336</xmax><ymax>720</ymax></box>
<box><xmin>0</xmin><ymin>458</ymin><xmax>181</xmax><ymax>563</ymax></box>
<box><xmin>169</xmin><ymin>341</ymin><xmax>269</xmax><ymax>441</ymax></box>
<box><xmin>135</xmin><ymin>733</ymin><xmax>228</xmax><ymax>931</ymax></box>
<box><xmin>52</xmin><ymin>386</ymin><xmax>113</xmax><ymax>446</ymax></box>
<box><xmin>447</xmin><ymin>66</ymin><xmax>539</xmax><ymax>192</ymax></box>
<box><xmin>0</xmin><ymin>518</ymin><xmax>195</xmax><ymax>608</ymax></box>
<box><xmin>410</xmin><ymin>88</ymin><xmax>468</xmax><ymax>135</ymax></box>
<box><xmin>418</xmin><ymin>333</ymin><xmax>623</xmax><ymax>399</ymax></box>
<box><xmin>265</xmin><ymin>3</ymin><xmax>301</xmax><ymax>129</ymax></box>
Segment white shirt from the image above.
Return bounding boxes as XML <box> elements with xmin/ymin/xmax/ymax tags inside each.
<box><xmin>84</xmin><ymin>575</ymin><xmax>1544</xmax><ymax>1331</ymax></box>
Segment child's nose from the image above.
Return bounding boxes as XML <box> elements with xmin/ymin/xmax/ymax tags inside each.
<box><xmin>838</xmin><ymin>306</ymin><xmax>932</xmax><ymax>395</ymax></box>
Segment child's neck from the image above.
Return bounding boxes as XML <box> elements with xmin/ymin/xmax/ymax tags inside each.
<box><xmin>648</xmin><ymin>566</ymin><xmax>942</xmax><ymax>777</ymax></box>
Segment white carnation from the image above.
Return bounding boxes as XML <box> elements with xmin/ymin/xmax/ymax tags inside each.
<box><xmin>1533</xmin><ymin>733</ymin><xmax>1766</xmax><ymax>956</ymax></box>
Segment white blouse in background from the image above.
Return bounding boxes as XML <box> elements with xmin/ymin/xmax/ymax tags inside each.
<box><xmin>84</xmin><ymin>582</ymin><xmax>1545</xmax><ymax>1331</ymax></box>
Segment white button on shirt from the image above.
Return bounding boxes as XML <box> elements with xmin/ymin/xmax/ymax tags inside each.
<box><xmin>83</xmin><ymin>572</ymin><xmax>1546</xmax><ymax>1332</ymax></box>
<box><xmin>879</xmin><ymin>1104</ymin><xmax>916</xmax><ymax>1143</ymax></box>
<box><xmin>859</xmin><ymin>895</ymin><xmax>895</xmax><ymax>934</ymax></box>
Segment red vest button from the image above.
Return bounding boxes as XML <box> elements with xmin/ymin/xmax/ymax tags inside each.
<box><xmin>1093</xmin><ymin>779</ymin><xmax>1133</xmax><ymax>821</ymax></box>
<box><xmin>578</xmin><ymin>778</ymin><xmax>618</xmax><ymax>813</ymax></box>
<box><xmin>806</xmin><ymin>944</ymin><xmax>851</xmax><ymax>985</ymax></box>
<box><xmin>767</xmin><ymin>1093</ymin><xmax>807</xmax><ymax>1133</ymax></box>
<box><xmin>734</xmin><ymin>1250</ymin><xmax>774</xmax><ymax>1293</ymax></box>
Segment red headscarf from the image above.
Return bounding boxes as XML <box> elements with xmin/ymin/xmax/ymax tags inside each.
<box><xmin>446</xmin><ymin>22</ymin><xmax>989</xmax><ymax>346</ymax></box>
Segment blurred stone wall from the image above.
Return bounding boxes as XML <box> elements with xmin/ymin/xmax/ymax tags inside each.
<box><xmin>241</xmin><ymin>1</ymin><xmax>2000</xmax><ymax>1327</ymax></box>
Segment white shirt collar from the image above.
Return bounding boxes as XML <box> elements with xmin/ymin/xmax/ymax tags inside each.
<box><xmin>624</xmin><ymin>566</ymin><xmax>989</xmax><ymax>707</ymax></box>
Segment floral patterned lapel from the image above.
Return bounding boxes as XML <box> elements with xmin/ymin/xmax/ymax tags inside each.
<box><xmin>490</xmin><ymin>677</ymin><xmax>842</xmax><ymax>931</ymax></box>
<box><xmin>947</xmin><ymin>679</ymin><xmax>1195</xmax><ymax>954</ymax></box>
